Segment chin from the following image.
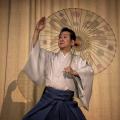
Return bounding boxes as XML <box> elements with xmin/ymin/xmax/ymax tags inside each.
<box><xmin>59</xmin><ymin>46</ymin><xmax>65</xmax><ymax>50</ymax></box>
<box><xmin>59</xmin><ymin>45</ymin><xmax>65</xmax><ymax>49</ymax></box>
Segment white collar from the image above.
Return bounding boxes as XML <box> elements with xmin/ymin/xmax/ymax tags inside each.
<box><xmin>58</xmin><ymin>50</ymin><xmax>72</xmax><ymax>58</ymax></box>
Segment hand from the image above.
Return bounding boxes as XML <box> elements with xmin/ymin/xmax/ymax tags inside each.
<box><xmin>35</xmin><ymin>17</ymin><xmax>46</xmax><ymax>32</ymax></box>
<box><xmin>64</xmin><ymin>66</ymin><xmax>79</xmax><ymax>77</ymax></box>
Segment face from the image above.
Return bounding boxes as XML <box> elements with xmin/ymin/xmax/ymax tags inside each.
<box><xmin>58</xmin><ymin>31</ymin><xmax>74</xmax><ymax>50</ymax></box>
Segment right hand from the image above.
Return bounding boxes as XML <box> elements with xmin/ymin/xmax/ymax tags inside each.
<box><xmin>35</xmin><ymin>17</ymin><xmax>46</xmax><ymax>32</ymax></box>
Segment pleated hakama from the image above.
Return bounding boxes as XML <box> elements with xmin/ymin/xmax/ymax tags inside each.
<box><xmin>22</xmin><ymin>86</ymin><xmax>86</xmax><ymax>120</ymax></box>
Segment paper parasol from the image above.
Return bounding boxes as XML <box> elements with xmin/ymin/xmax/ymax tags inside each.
<box><xmin>39</xmin><ymin>8</ymin><xmax>117</xmax><ymax>74</ymax></box>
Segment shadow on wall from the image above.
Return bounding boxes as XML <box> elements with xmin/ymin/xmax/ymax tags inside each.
<box><xmin>0</xmin><ymin>80</ymin><xmax>31</xmax><ymax>120</ymax></box>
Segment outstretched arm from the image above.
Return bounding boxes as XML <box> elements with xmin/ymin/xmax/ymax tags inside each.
<box><xmin>22</xmin><ymin>17</ymin><xmax>47</xmax><ymax>84</ymax></box>
<box><xmin>32</xmin><ymin>17</ymin><xmax>46</xmax><ymax>47</ymax></box>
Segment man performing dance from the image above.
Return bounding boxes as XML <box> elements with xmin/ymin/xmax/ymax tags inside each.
<box><xmin>22</xmin><ymin>17</ymin><xmax>94</xmax><ymax>120</ymax></box>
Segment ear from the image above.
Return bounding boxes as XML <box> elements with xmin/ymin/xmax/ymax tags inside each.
<box><xmin>71</xmin><ymin>40</ymin><xmax>75</xmax><ymax>47</ymax></box>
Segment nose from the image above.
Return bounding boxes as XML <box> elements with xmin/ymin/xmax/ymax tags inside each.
<box><xmin>59</xmin><ymin>37</ymin><xmax>64</xmax><ymax>41</ymax></box>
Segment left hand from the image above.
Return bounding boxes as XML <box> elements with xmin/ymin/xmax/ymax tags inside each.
<box><xmin>64</xmin><ymin>66</ymin><xmax>79</xmax><ymax>77</ymax></box>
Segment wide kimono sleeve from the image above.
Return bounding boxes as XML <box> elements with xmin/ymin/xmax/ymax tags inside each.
<box><xmin>22</xmin><ymin>40</ymin><xmax>49</xmax><ymax>85</ymax></box>
<box><xmin>76</xmin><ymin>58</ymin><xmax>94</xmax><ymax>111</ymax></box>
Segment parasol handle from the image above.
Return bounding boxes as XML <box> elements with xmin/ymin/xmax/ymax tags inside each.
<box><xmin>69</xmin><ymin>47</ymin><xmax>75</xmax><ymax>66</ymax></box>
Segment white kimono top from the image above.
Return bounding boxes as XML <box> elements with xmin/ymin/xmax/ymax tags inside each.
<box><xmin>23</xmin><ymin>40</ymin><xmax>94</xmax><ymax>111</ymax></box>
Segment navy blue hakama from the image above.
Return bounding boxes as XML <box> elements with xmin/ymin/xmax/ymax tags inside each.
<box><xmin>22</xmin><ymin>86</ymin><xmax>86</xmax><ymax>120</ymax></box>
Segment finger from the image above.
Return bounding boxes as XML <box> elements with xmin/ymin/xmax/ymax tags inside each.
<box><xmin>64</xmin><ymin>66</ymin><xmax>70</xmax><ymax>69</ymax></box>
<box><xmin>65</xmin><ymin>69</ymin><xmax>71</xmax><ymax>73</ymax></box>
<box><xmin>64</xmin><ymin>67</ymin><xmax>67</xmax><ymax>70</ymax></box>
<box><xmin>64</xmin><ymin>67</ymin><xmax>69</xmax><ymax>71</ymax></box>
<box><xmin>64</xmin><ymin>68</ymin><xmax>67</xmax><ymax>72</ymax></box>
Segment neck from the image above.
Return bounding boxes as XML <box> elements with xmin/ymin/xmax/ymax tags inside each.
<box><xmin>60</xmin><ymin>48</ymin><xmax>71</xmax><ymax>55</ymax></box>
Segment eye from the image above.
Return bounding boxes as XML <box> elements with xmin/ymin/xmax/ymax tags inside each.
<box><xmin>64</xmin><ymin>36</ymin><xmax>67</xmax><ymax>38</ymax></box>
<box><xmin>59</xmin><ymin>36</ymin><xmax>62</xmax><ymax>39</ymax></box>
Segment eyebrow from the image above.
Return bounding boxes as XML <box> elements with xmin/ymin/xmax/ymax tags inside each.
<box><xmin>59</xmin><ymin>33</ymin><xmax>69</xmax><ymax>36</ymax></box>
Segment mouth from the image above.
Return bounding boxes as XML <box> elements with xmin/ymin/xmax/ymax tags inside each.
<box><xmin>59</xmin><ymin>42</ymin><xmax>64</xmax><ymax>45</ymax></box>
<box><xmin>59</xmin><ymin>42</ymin><xmax>65</xmax><ymax>48</ymax></box>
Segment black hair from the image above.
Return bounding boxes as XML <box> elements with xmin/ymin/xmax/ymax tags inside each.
<box><xmin>59</xmin><ymin>27</ymin><xmax>76</xmax><ymax>41</ymax></box>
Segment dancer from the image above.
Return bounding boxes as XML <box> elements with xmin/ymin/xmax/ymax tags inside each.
<box><xmin>22</xmin><ymin>17</ymin><xmax>94</xmax><ymax>120</ymax></box>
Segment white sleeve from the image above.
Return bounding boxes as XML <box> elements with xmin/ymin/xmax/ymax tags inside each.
<box><xmin>22</xmin><ymin>40</ymin><xmax>48</xmax><ymax>85</ymax></box>
<box><xmin>76</xmin><ymin>58</ymin><xmax>94</xmax><ymax>111</ymax></box>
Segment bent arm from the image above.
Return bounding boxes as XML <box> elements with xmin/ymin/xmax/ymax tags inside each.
<box><xmin>76</xmin><ymin>59</ymin><xmax>94</xmax><ymax>110</ymax></box>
